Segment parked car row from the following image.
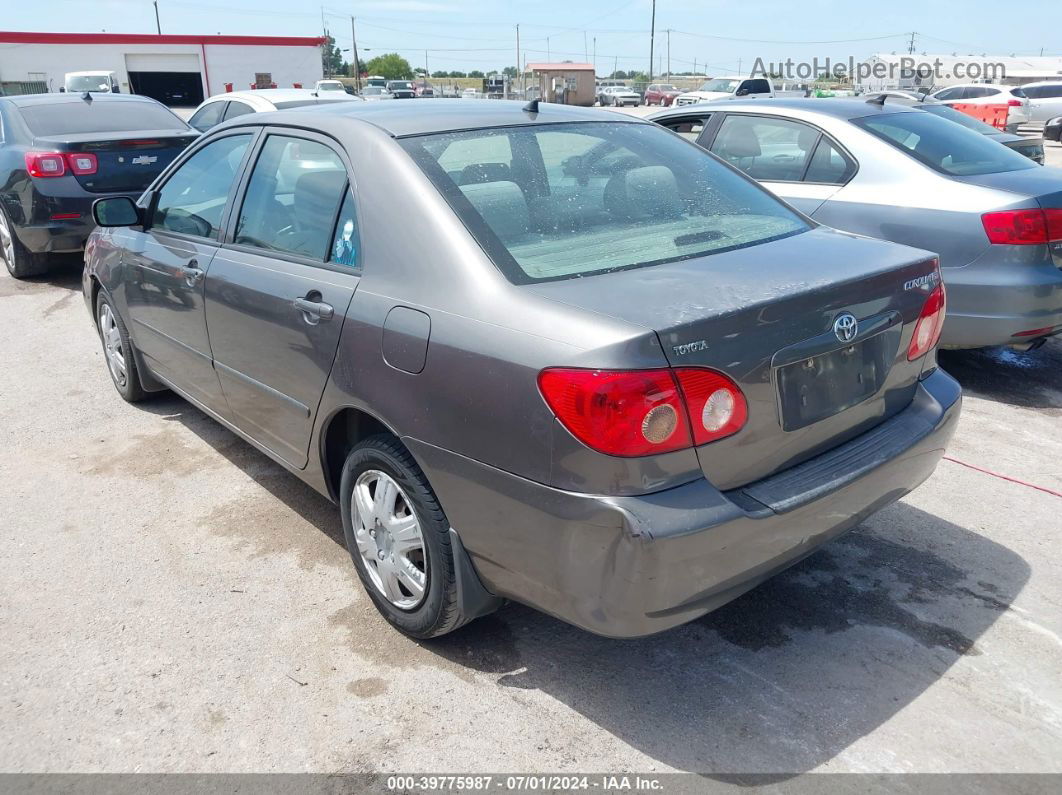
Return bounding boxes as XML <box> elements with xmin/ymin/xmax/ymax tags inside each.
<box><xmin>2</xmin><ymin>91</ymin><xmax>1058</xmax><ymax>644</ymax></box>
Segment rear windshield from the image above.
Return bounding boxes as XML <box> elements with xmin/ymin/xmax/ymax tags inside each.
<box><xmin>401</xmin><ymin>121</ymin><xmax>809</xmax><ymax>284</ymax></box>
<box><xmin>18</xmin><ymin>101</ymin><xmax>185</xmax><ymax>136</ymax></box>
<box><xmin>916</xmin><ymin>103</ymin><xmax>1000</xmax><ymax>135</ymax></box>
<box><xmin>854</xmin><ymin>111</ymin><xmax>1037</xmax><ymax>176</ymax></box>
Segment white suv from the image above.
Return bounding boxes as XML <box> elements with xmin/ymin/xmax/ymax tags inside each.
<box><xmin>674</xmin><ymin>76</ymin><xmax>773</xmax><ymax>106</ymax></box>
<box><xmin>1017</xmin><ymin>81</ymin><xmax>1062</xmax><ymax>124</ymax></box>
<box><xmin>929</xmin><ymin>84</ymin><xmax>1031</xmax><ymax>132</ymax></box>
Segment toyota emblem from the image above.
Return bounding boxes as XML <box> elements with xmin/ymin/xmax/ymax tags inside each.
<box><xmin>833</xmin><ymin>312</ymin><xmax>858</xmax><ymax>343</ymax></box>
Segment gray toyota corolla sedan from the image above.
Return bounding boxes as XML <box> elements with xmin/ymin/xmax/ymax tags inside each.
<box><xmin>651</xmin><ymin>98</ymin><xmax>1062</xmax><ymax>350</ymax></box>
<box><xmin>83</xmin><ymin>100</ymin><xmax>960</xmax><ymax>639</ymax></box>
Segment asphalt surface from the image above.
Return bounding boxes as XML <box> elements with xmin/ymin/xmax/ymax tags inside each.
<box><xmin>1</xmin><ymin>141</ymin><xmax>1060</xmax><ymax>776</ymax></box>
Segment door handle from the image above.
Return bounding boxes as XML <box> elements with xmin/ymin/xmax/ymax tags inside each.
<box><xmin>181</xmin><ymin>259</ymin><xmax>204</xmax><ymax>287</ymax></box>
<box><xmin>293</xmin><ymin>295</ymin><xmax>334</xmax><ymax>324</ymax></box>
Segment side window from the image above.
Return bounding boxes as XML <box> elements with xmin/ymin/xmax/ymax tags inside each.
<box><xmin>745</xmin><ymin>79</ymin><xmax>771</xmax><ymax>94</ymax></box>
<box><xmin>329</xmin><ymin>190</ymin><xmax>359</xmax><ymax>269</ymax></box>
<box><xmin>967</xmin><ymin>87</ymin><xmax>995</xmax><ymax>99</ymax></box>
<box><xmin>663</xmin><ymin>117</ymin><xmax>709</xmax><ymax>141</ymax></box>
<box><xmin>1042</xmin><ymin>85</ymin><xmax>1062</xmax><ymax>98</ymax></box>
<box><xmin>234</xmin><ymin>135</ymin><xmax>347</xmax><ymax>261</ymax></box>
<box><xmin>188</xmin><ymin>101</ymin><xmax>225</xmax><ymax>132</ymax></box>
<box><xmin>804</xmin><ymin>136</ymin><xmax>854</xmax><ymax>184</ymax></box>
<box><xmin>223</xmin><ymin>101</ymin><xmax>254</xmax><ymax>120</ymax></box>
<box><xmin>152</xmin><ymin>134</ymin><xmax>251</xmax><ymax>239</ymax></box>
<box><xmin>711</xmin><ymin>115</ymin><xmax>820</xmax><ymax>182</ymax></box>
<box><xmin>935</xmin><ymin>87</ymin><xmax>961</xmax><ymax>101</ymax></box>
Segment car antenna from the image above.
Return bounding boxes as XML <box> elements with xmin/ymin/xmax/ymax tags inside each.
<box><xmin>523</xmin><ymin>98</ymin><xmax>540</xmax><ymax>114</ymax></box>
<box><xmin>866</xmin><ymin>93</ymin><xmax>886</xmax><ymax>107</ymax></box>
<box><xmin>81</xmin><ymin>91</ymin><xmax>93</xmax><ymax>103</ymax></box>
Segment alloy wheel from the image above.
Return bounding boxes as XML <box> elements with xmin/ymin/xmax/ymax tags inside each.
<box><xmin>0</xmin><ymin>211</ymin><xmax>14</xmax><ymax>266</ymax></box>
<box><xmin>98</xmin><ymin>303</ymin><xmax>127</xmax><ymax>387</ymax></box>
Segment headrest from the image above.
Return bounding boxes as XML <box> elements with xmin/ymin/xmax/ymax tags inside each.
<box><xmin>604</xmin><ymin>166</ymin><xmax>682</xmax><ymax>221</ymax></box>
<box><xmin>293</xmin><ymin>170</ymin><xmax>347</xmax><ymax>228</ymax></box>
<box><xmin>459</xmin><ymin>180</ymin><xmax>529</xmax><ymax>241</ymax></box>
<box><xmin>717</xmin><ymin>122</ymin><xmax>762</xmax><ymax>158</ymax></box>
<box><xmin>459</xmin><ymin>162</ymin><xmax>511</xmax><ymax>185</ymax></box>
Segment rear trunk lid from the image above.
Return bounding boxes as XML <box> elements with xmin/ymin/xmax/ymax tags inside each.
<box><xmin>32</xmin><ymin>130</ymin><xmax>195</xmax><ymax>193</ymax></box>
<box><xmin>951</xmin><ymin>165</ymin><xmax>1062</xmax><ymax>207</ymax></box>
<box><xmin>530</xmin><ymin>226</ymin><xmax>940</xmax><ymax>490</ymax></box>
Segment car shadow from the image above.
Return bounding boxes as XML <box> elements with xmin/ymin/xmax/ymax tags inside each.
<box><xmin>421</xmin><ymin>502</ymin><xmax>1028</xmax><ymax>775</ymax></box>
<box><xmin>938</xmin><ymin>336</ymin><xmax>1062</xmax><ymax>411</ymax></box>
<box><xmin>132</xmin><ymin>391</ymin><xmax>1028</xmax><ymax>775</ymax></box>
<box><xmin>0</xmin><ymin>255</ymin><xmax>84</xmax><ymax>298</ymax></box>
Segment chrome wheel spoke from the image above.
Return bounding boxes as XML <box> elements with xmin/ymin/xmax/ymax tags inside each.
<box><xmin>395</xmin><ymin>558</ymin><xmax>426</xmax><ymax>600</ymax></box>
<box><xmin>352</xmin><ymin>482</ymin><xmax>376</xmax><ymax>527</ymax></box>
<box><xmin>375</xmin><ymin>556</ymin><xmax>405</xmax><ymax>603</ymax></box>
<box><xmin>372</xmin><ymin>477</ymin><xmax>398</xmax><ymax>524</ymax></box>
<box><xmin>388</xmin><ymin>514</ymin><xmax>420</xmax><ymax>552</ymax></box>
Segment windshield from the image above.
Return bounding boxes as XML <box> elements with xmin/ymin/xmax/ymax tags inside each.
<box><xmin>390</xmin><ymin>82</ymin><xmax>414</xmax><ymax>90</ymax></box>
<box><xmin>916</xmin><ymin>104</ymin><xmax>1001</xmax><ymax>135</ymax></box>
<box><xmin>317</xmin><ymin>81</ymin><xmax>344</xmax><ymax>91</ymax></box>
<box><xmin>855</xmin><ymin>111</ymin><xmax>1036</xmax><ymax>176</ymax></box>
<box><xmin>18</xmin><ymin>101</ymin><xmax>185</xmax><ymax>135</ymax></box>
<box><xmin>659</xmin><ymin>85</ymin><xmax>678</xmax><ymax>92</ymax></box>
<box><xmin>66</xmin><ymin>75</ymin><xmax>112</xmax><ymax>92</ymax></box>
<box><xmin>401</xmin><ymin>121</ymin><xmax>808</xmax><ymax>284</ymax></box>
<box><xmin>698</xmin><ymin>79</ymin><xmax>740</xmax><ymax>93</ymax></box>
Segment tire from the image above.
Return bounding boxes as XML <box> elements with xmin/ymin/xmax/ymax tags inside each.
<box><xmin>0</xmin><ymin>206</ymin><xmax>49</xmax><ymax>279</ymax></box>
<box><xmin>95</xmin><ymin>290</ymin><xmax>147</xmax><ymax>403</ymax></box>
<box><xmin>340</xmin><ymin>434</ymin><xmax>467</xmax><ymax>639</ymax></box>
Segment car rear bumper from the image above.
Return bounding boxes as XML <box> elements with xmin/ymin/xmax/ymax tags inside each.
<box><xmin>408</xmin><ymin>368</ymin><xmax>961</xmax><ymax>638</ymax></box>
<box><xmin>940</xmin><ymin>249</ymin><xmax>1062</xmax><ymax>347</ymax></box>
<box><xmin>10</xmin><ymin>188</ymin><xmax>137</xmax><ymax>255</ymax></box>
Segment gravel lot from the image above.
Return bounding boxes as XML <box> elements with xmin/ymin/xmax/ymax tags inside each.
<box><xmin>1</xmin><ymin>135</ymin><xmax>1060</xmax><ymax>775</ymax></box>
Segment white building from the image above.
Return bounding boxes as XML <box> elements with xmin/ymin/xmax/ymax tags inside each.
<box><xmin>859</xmin><ymin>52</ymin><xmax>1062</xmax><ymax>92</ymax></box>
<box><xmin>0</xmin><ymin>31</ymin><xmax>327</xmax><ymax>105</ymax></box>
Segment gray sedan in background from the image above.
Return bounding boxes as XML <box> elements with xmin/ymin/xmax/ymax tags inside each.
<box><xmin>651</xmin><ymin>98</ymin><xmax>1062</xmax><ymax>349</ymax></box>
<box><xmin>83</xmin><ymin>100</ymin><xmax>959</xmax><ymax>640</ymax></box>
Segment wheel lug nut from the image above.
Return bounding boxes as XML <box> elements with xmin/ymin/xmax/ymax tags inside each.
<box><xmin>377</xmin><ymin>551</ymin><xmax>385</xmax><ymax>560</ymax></box>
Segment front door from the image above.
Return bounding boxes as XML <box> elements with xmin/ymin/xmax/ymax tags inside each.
<box><xmin>121</xmin><ymin>131</ymin><xmax>255</xmax><ymax>412</ymax></box>
<box><xmin>204</xmin><ymin>131</ymin><xmax>361</xmax><ymax>468</ymax></box>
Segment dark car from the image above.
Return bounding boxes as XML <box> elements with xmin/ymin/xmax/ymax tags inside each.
<box><xmin>643</xmin><ymin>83</ymin><xmax>683</xmax><ymax>106</ymax></box>
<box><xmin>1046</xmin><ymin>115</ymin><xmax>1062</xmax><ymax>142</ymax></box>
<box><xmin>387</xmin><ymin>80</ymin><xmax>416</xmax><ymax>99</ymax></box>
<box><xmin>0</xmin><ymin>93</ymin><xmax>195</xmax><ymax>278</ymax></box>
<box><xmin>83</xmin><ymin>100</ymin><xmax>960</xmax><ymax>640</ymax></box>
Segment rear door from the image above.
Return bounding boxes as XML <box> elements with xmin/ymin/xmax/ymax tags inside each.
<box><xmin>204</xmin><ymin>129</ymin><xmax>361</xmax><ymax>468</ymax></box>
<box><xmin>121</xmin><ymin>130</ymin><xmax>255</xmax><ymax>413</ymax></box>
<box><xmin>706</xmin><ymin>114</ymin><xmax>854</xmax><ymax>214</ymax></box>
<box><xmin>1026</xmin><ymin>84</ymin><xmax>1062</xmax><ymax>122</ymax></box>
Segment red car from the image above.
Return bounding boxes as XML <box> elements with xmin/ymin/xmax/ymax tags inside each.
<box><xmin>643</xmin><ymin>83</ymin><xmax>682</xmax><ymax>106</ymax></box>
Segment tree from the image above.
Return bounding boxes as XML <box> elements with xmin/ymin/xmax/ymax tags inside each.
<box><xmin>468</xmin><ymin>70</ymin><xmax>484</xmax><ymax>78</ymax></box>
<box><xmin>609</xmin><ymin>70</ymin><xmax>629</xmax><ymax>80</ymax></box>
<box><xmin>449</xmin><ymin>70</ymin><xmax>467</xmax><ymax>78</ymax></box>
<box><xmin>321</xmin><ymin>35</ymin><xmax>346</xmax><ymax>78</ymax></box>
<box><xmin>431</xmin><ymin>70</ymin><xmax>449</xmax><ymax>78</ymax></box>
<box><xmin>364</xmin><ymin>53</ymin><xmax>414</xmax><ymax>80</ymax></box>
<box><xmin>501</xmin><ymin>66</ymin><xmax>518</xmax><ymax>78</ymax></box>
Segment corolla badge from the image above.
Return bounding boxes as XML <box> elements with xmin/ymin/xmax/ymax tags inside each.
<box><xmin>131</xmin><ymin>155</ymin><xmax>158</xmax><ymax>165</ymax></box>
<box><xmin>833</xmin><ymin>312</ymin><xmax>858</xmax><ymax>343</ymax></box>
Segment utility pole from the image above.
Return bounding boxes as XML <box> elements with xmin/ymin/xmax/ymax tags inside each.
<box><xmin>693</xmin><ymin>58</ymin><xmax>697</xmax><ymax>76</ymax></box>
<box><xmin>515</xmin><ymin>24</ymin><xmax>521</xmax><ymax>98</ymax></box>
<box><xmin>738</xmin><ymin>57</ymin><xmax>742</xmax><ymax>76</ymax></box>
<box><xmin>425</xmin><ymin>50</ymin><xmax>429</xmax><ymax>81</ymax></box>
<box><xmin>648</xmin><ymin>0</ymin><xmax>656</xmax><ymax>82</ymax></box>
<box><xmin>666</xmin><ymin>29</ymin><xmax>671</xmax><ymax>81</ymax></box>
<box><xmin>350</xmin><ymin>16</ymin><xmax>362</xmax><ymax>92</ymax></box>
<box><xmin>583</xmin><ymin>30</ymin><xmax>588</xmax><ymax>62</ymax></box>
<box><xmin>593</xmin><ymin>37</ymin><xmax>596</xmax><ymax>79</ymax></box>
<box><xmin>153</xmin><ymin>1</ymin><xmax>161</xmax><ymax>34</ymax></box>
<box><xmin>614</xmin><ymin>55</ymin><xmax>618</xmax><ymax>79</ymax></box>
<box><xmin>907</xmin><ymin>31</ymin><xmax>917</xmax><ymax>55</ymax></box>
<box><xmin>547</xmin><ymin>36</ymin><xmax>550</xmax><ymax>63</ymax></box>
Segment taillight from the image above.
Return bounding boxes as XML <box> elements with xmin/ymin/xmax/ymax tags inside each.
<box><xmin>537</xmin><ymin>367</ymin><xmax>747</xmax><ymax>457</ymax></box>
<box><xmin>66</xmin><ymin>152</ymin><xmax>98</xmax><ymax>175</ymax></box>
<box><xmin>24</xmin><ymin>151</ymin><xmax>66</xmax><ymax>178</ymax></box>
<box><xmin>1007</xmin><ymin>98</ymin><xmax>1023</xmax><ymax>107</ymax></box>
<box><xmin>673</xmin><ymin>368</ymin><xmax>748</xmax><ymax>446</ymax></box>
<box><xmin>908</xmin><ymin>284</ymin><xmax>947</xmax><ymax>361</ymax></box>
<box><xmin>982</xmin><ymin>208</ymin><xmax>1062</xmax><ymax>244</ymax></box>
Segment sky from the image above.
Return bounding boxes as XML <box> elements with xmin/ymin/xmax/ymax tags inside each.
<box><xmin>5</xmin><ymin>0</ymin><xmax>1062</xmax><ymax>76</ymax></box>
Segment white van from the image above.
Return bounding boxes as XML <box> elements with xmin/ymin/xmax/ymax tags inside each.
<box><xmin>674</xmin><ymin>76</ymin><xmax>772</xmax><ymax>106</ymax></box>
<box><xmin>64</xmin><ymin>71</ymin><xmax>120</xmax><ymax>93</ymax></box>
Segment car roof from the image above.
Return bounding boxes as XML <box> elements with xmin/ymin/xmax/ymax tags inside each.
<box><xmin>651</xmin><ymin>97</ymin><xmax>924</xmax><ymax>121</ymax></box>
<box><xmin>287</xmin><ymin>99</ymin><xmax>647</xmax><ymax>137</ymax></box>
<box><xmin>209</xmin><ymin>88</ymin><xmax>334</xmax><ymax>103</ymax></box>
<box><xmin>0</xmin><ymin>92</ymin><xmax>160</xmax><ymax>107</ymax></box>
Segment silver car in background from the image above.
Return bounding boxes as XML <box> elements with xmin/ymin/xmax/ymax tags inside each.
<box><xmin>651</xmin><ymin>98</ymin><xmax>1062</xmax><ymax>349</ymax></box>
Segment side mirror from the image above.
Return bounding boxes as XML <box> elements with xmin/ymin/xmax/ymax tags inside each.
<box><xmin>58</xmin><ymin>87</ymin><xmax>66</xmax><ymax>93</ymax></box>
<box><xmin>93</xmin><ymin>196</ymin><xmax>142</xmax><ymax>227</ymax></box>
<box><xmin>735</xmin><ymin>88</ymin><xmax>750</xmax><ymax>97</ymax></box>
